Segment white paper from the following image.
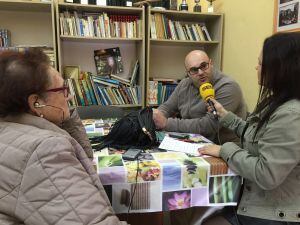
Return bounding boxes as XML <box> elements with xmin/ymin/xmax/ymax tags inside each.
<box><xmin>159</xmin><ymin>136</ymin><xmax>209</xmax><ymax>156</ymax></box>
<box><xmin>96</xmin><ymin>0</ymin><xmax>106</xmax><ymax>5</ymax></box>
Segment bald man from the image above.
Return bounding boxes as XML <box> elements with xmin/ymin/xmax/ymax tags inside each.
<box><xmin>153</xmin><ymin>50</ymin><xmax>247</xmax><ymax>144</ymax></box>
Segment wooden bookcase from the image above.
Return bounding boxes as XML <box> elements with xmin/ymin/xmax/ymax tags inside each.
<box><xmin>0</xmin><ymin>0</ymin><xmax>57</xmax><ymax>68</ymax></box>
<box><xmin>146</xmin><ymin>8</ymin><xmax>224</xmax><ymax>106</ymax></box>
<box><xmin>55</xmin><ymin>2</ymin><xmax>146</xmax><ymax>108</ymax></box>
<box><xmin>1</xmin><ymin>1</ymin><xmax>223</xmax><ymax>109</ymax></box>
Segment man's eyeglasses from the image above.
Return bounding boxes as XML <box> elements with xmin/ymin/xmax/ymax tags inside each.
<box><xmin>188</xmin><ymin>61</ymin><xmax>210</xmax><ymax>75</ymax></box>
<box><xmin>45</xmin><ymin>81</ymin><xmax>70</xmax><ymax>98</ymax></box>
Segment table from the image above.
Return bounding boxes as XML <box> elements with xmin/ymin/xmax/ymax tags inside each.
<box><xmin>91</xmin><ymin>132</ymin><xmax>242</xmax><ymax>214</ymax></box>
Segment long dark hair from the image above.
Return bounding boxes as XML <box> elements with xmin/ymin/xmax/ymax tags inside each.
<box><xmin>253</xmin><ymin>32</ymin><xmax>300</xmax><ymax>136</ymax></box>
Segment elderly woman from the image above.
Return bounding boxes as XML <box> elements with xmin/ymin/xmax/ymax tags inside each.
<box><xmin>0</xmin><ymin>49</ymin><xmax>127</xmax><ymax>225</ymax></box>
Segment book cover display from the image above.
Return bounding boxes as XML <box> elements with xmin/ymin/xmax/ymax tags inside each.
<box><xmin>94</xmin><ymin>47</ymin><xmax>124</xmax><ymax>76</ymax></box>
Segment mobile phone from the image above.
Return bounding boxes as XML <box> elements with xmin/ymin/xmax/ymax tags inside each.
<box><xmin>122</xmin><ymin>148</ymin><xmax>142</xmax><ymax>161</ymax></box>
<box><xmin>168</xmin><ymin>133</ymin><xmax>189</xmax><ymax>139</ymax></box>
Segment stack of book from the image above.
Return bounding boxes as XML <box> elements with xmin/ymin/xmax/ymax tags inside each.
<box><xmin>148</xmin><ymin>78</ymin><xmax>179</xmax><ymax>105</ymax></box>
<box><xmin>65</xmin><ymin>70</ymin><xmax>141</xmax><ymax>107</ymax></box>
<box><xmin>59</xmin><ymin>11</ymin><xmax>142</xmax><ymax>38</ymax></box>
<box><xmin>64</xmin><ymin>0</ymin><xmax>132</xmax><ymax>6</ymax></box>
<box><xmin>150</xmin><ymin>13</ymin><xmax>212</xmax><ymax>41</ymax></box>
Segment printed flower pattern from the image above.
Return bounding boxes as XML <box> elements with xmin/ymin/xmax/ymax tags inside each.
<box><xmin>167</xmin><ymin>191</ymin><xmax>191</xmax><ymax>210</ymax></box>
<box><xmin>125</xmin><ymin>160</ymin><xmax>161</xmax><ymax>182</ymax></box>
<box><xmin>180</xmin><ymin>158</ymin><xmax>209</xmax><ymax>188</ymax></box>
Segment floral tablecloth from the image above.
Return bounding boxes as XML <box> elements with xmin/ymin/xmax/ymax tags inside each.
<box><xmin>93</xmin><ymin>133</ymin><xmax>242</xmax><ymax>213</ymax></box>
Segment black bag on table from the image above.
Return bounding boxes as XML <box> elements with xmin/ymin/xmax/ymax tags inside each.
<box><xmin>97</xmin><ymin>107</ymin><xmax>157</xmax><ymax>150</ymax></box>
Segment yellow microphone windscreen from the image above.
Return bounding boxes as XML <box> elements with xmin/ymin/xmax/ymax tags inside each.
<box><xmin>199</xmin><ymin>83</ymin><xmax>215</xmax><ymax>101</ymax></box>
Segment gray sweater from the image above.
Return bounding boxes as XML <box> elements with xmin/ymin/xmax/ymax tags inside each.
<box><xmin>158</xmin><ymin>69</ymin><xmax>247</xmax><ymax>143</ymax></box>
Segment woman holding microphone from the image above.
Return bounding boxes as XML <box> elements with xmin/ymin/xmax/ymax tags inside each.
<box><xmin>200</xmin><ymin>32</ymin><xmax>300</xmax><ymax>225</ymax></box>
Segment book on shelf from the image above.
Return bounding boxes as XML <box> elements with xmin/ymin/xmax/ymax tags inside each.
<box><xmin>104</xmin><ymin>59</ymin><xmax>139</xmax><ymax>86</ymax></box>
<box><xmin>148</xmin><ymin>80</ymin><xmax>158</xmax><ymax>105</ymax></box>
<box><xmin>64</xmin><ymin>65</ymin><xmax>80</xmax><ymax>79</ymax></box>
<box><xmin>201</xmin><ymin>24</ymin><xmax>212</xmax><ymax>41</ymax></box>
<box><xmin>66</xmin><ymin>78</ymin><xmax>78</xmax><ymax>107</ymax></box>
<box><xmin>149</xmin><ymin>12</ymin><xmax>213</xmax><ymax>42</ymax></box>
<box><xmin>64</xmin><ymin>66</ymin><xmax>141</xmax><ymax>107</ymax></box>
<box><xmin>148</xmin><ymin>78</ymin><xmax>179</xmax><ymax>105</ymax></box>
<box><xmin>80</xmin><ymin>72</ymin><xmax>98</xmax><ymax>105</ymax></box>
<box><xmin>94</xmin><ymin>47</ymin><xmax>124</xmax><ymax>77</ymax></box>
<box><xmin>129</xmin><ymin>59</ymin><xmax>139</xmax><ymax>85</ymax></box>
<box><xmin>0</xmin><ymin>29</ymin><xmax>10</xmax><ymax>48</ymax></box>
<box><xmin>59</xmin><ymin>11</ymin><xmax>141</xmax><ymax>39</ymax></box>
<box><xmin>110</xmin><ymin>74</ymin><xmax>131</xmax><ymax>86</ymax></box>
<box><xmin>92</xmin><ymin>76</ymin><xmax>119</xmax><ymax>88</ymax></box>
<box><xmin>152</xmin><ymin>77</ymin><xmax>179</xmax><ymax>83</ymax></box>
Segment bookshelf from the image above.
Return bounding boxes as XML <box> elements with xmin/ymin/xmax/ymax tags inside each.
<box><xmin>56</xmin><ymin>2</ymin><xmax>145</xmax><ymax>108</ymax></box>
<box><xmin>0</xmin><ymin>0</ymin><xmax>57</xmax><ymax>68</ymax></box>
<box><xmin>146</xmin><ymin>8</ymin><xmax>224</xmax><ymax>106</ymax></box>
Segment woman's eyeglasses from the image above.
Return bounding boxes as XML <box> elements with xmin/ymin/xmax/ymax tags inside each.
<box><xmin>188</xmin><ymin>61</ymin><xmax>210</xmax><ymax>75</ymax></box>
<box><xmin>45</xmin><ymin>81</ymin><xmax>70</xmax><ymax>98</ymax></box>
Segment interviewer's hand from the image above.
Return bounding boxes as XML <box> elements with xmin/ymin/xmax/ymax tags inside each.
<box><xmin>153</xmin><ymin>109</ymin><xmax>167</xmax><ymax>130</ymax></box>
<box><xmin>198</xmin><ymin>144</ymin><xmax>221</xmax><ymax>158</ymax></box>
<box><xmin>207</xmin><ymin>98</ymin><xmax>228</xmax><ymax>119</ymax></box>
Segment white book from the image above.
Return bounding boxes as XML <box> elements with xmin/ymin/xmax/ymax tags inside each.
<box><xmin>201</xmin><ymin>25</ymin><xmax>212</xmax><ymax>41</ymax></box>
<box><xmin>96</xmin><ymin>0</ymin><xmax>106</xmax><ymax>5</ymax></box>
<box><xmin>150</xmin><ymin>15</ymin><xmax>157</xmax><ymax>39</ymax></box>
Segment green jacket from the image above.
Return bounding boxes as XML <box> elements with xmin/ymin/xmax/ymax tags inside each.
<box><xmin>220</xmin><ymin>99</ymin><xmax>300</xmax><ymax>222</ymax></box>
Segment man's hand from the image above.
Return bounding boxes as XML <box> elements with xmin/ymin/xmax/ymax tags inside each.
<box><xmin>198</xmin><ymin>144</ymin><xmax>221</xmax><ymax>157</ymax></box>
<box><xmin>153</xmin><ymin>109</ymin><xmax>167</xmax><ymax>130</ymax></box>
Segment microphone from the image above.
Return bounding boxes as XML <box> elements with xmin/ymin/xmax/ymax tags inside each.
<box><xmin>34</xmin><ymin>102</ymin><xmax>65</xmax><ymax>126</ymax></box>
<box><xmin>34</xmin><ymin>102</ymin><xmax>46</xmax><ymax>108</ymax></box>
<box><xmin>199</xmin><ymin>83</ymin><xmax>218</xmax><ymax>119</ymax></box>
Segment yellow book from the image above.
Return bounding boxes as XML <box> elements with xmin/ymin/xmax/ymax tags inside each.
<box><xmin>195</xmin><ymin>24</ymin><xmax>205</xmax><ymax>41</ymax></box>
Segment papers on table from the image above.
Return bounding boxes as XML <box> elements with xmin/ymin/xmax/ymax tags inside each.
<box><xmin>159</xmin><ymin>136</ymin><xmax>210</xmax><ymax>156</ymax></box>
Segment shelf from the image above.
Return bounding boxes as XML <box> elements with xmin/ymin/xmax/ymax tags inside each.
<box><xmin>146</xmin><ymin>8</ymin><xmax>223</xmax><ymax>106</ymax></box>
<box><xmin>60</xmin><ymin>35</ymin><xmax>143</xmax><ymax>43</ymax></box>
<box><xmin>0</xmin><ymin>0</ymin><xmax>51</xmax><ymax>12</ymax></box>
<box><xmin>58</xmin><ymin>3</ymin><xmax>143</xmax><ymax>15</ymax></box>
<box><xmin>150</xmin><ymin>9</ymin><xmax>222</xmax><ymax>21</ymax></box>
<box><xmin>118</xmin><ymin>104</ymin><xmax>142</xmax><ymax>108</ymax></box>
<box><xmin>76</xmin><ymin>104</ymin><xmax>142</xmax><ymax>108</ymax></box>
<box><xmin>150</xmin><ymin>39</ymin><xmax>219</xmax><ymax>46</ymax></box>
<box><xmin>57</xmin><ymin>4</ymin><xmax>146</xmax><ymax>108</ymax></box>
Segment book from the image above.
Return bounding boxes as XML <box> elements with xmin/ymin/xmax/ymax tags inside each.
<box><xmin>66</xmin><ymin>78</ymin><xmax>78</xmax><ymax>106</ymax></box>
<box><xmin>148</xmin><ymin>80</ymin><xmax>158</xmax><ymax>105</ymax></box>
<box><xmin>110</xmin><ymin>74</ymin><xmax>131</xmax><ymax>86</ymax></box>
<box><xmin>129</xmin><ymin>59</ymin><xmax>139</xmax><ymax>85</ymax></box>
<box><xmin>195</xmin><ymin>24</ymin><xmax>206</xmax><ymax>41</ymax></box>
<box><xmin>94</xmin><ymin>47</ymin><xmax>124</xmax><ymax>76</ymax></box>
<box><xmin>201</xmin><ymin>25</ymin><xmax>212</xmax><ymax>41</ymax></box>
<box><xmin>64</xmin><ymin>65</ymin><xmax>80</xmax><ymax>79</ymax></box>
<box><xmin>92</xmin><ymin>76</ymin><xmax>119</xmax><ymax>88</ymax></box>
